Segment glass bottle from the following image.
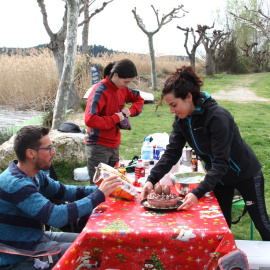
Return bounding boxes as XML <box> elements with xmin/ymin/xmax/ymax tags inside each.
<box><xmin>192</xmin><ymin>150</ymin><xmax>198</xmax><ymax>172</ymax></box>
<box><xmin>118</xmin><ymin>157</ymin><xmax>126</xmax><ymax>175</ymax></box>
<box><xmin>134</xmin><ymin>159</ymin><xmax>145</xmax><ymax>187</ymax></box>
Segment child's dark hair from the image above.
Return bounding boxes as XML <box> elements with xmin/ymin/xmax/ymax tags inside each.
<box><xmin>159</xmin><ymin>66</ymin><xmax>206</xmax><ymax>107</ymax></box>
<box><xmin>103</xmin><ymin>59</ymin><xmax>137</xmax><ymax>79</ymax></box>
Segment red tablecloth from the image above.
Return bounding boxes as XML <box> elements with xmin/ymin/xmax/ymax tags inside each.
<box><xmin>53</xmin><ymin>191</ymin><xmax>236</xmax><ymax>270</ymax></box>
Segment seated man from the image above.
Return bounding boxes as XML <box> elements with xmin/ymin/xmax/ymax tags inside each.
<box><xmin>0</xmin><ymin>125</ymin><xmax>122</xmax><ymax>269</ymax></box>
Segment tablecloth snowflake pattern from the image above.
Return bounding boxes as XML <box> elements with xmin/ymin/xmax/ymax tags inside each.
<box><xmin>53</xmin><ymin>192</ymin><xmax>237</xmax><ymax>270</ymax></box>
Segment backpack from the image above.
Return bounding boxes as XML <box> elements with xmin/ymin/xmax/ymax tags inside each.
<box><xmin>216</xmin><ymin>249</ymin><xmax>250</xmax><ymax>270</ymax></box>
<box><xmin>58</xmin><ymin>122</ymin><xmax>86</xmax><ymax>134</ymax></box>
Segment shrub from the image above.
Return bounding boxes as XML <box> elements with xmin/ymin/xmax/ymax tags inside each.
<box><xmin>218</xmin><ymin>39</ymin><xmax>249</xmax><ymax>74</ymax></box>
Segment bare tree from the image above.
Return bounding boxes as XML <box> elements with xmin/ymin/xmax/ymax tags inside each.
<box><xmin>230</xmin><ymin>6</ymin><xmax>270</xmax><ymax>42</ymax></box>
<box><xmin>177</xmin><ymin>25</ymin><xmax>205</xmax><ymax>70</ymax></box>
<box><xmin>79</xmin><ymin>0</ymin><xmax>113</xmax><ymax>55</ymax></box>
<box><xmin>213</xmin><ymin>43</ymin><xmax>226</xmax><ymax>73</ymax></box>
<box><xmin>52</xmin><ymin>0</ymin><xmax>81</xmax><ymax>129</ymax></box>
<box><xmin>253</xmin><ymin>49</ymin><xmax>269</xmax><ymax>69</ymax></box>
<box><xmin>37</xmin><ymin>0</ymin><xmax>111</xmax><ymax>109</ymax></box>
<box><xmin>132</xmin><ymin>5</ymin><xmax>186</xmax><ymax>90</ymax></box>
<box><xmin>240</xmin><ymin>41</ymin><xmax>258</xmax><ymax>57</ymax></box>
<box><xmin>198</xmin><ymin>25</ymin><xmax>230</xmax><ymax>76</ymax></box>
<box><xmin>37</xmin><ymin>0</ymin><xmax>79</xmax><ymax>109</ymax></box>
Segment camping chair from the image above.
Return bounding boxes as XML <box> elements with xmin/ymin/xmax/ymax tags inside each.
<box><xmin>0</xmin><ymin>242</ymin><xmax>61</xmax><ymax>268</ymax></box>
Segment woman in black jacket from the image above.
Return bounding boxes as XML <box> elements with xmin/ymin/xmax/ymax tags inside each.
<box><xmin>141</xmin><ymin>66</ymin><xmax>270</xmax><ymax>240</ymax></box>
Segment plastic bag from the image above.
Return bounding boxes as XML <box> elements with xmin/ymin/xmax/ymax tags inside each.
<box><xmin>74</xmin><ymin>167</ymin><xmax>89</xmax><ymax>182</ymax></box>
<box><xmin>93</xmin><ymin>163</ymin><xmax>137</xmax><ymax>201</ymax></box>
<box><xmin>117</xmin><ymin>114</ymin><xmax>131</xmax><ymax>130</ymax></box>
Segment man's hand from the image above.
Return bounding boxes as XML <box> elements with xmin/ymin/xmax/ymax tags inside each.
<box><xmin>121</xmin><ymin>108</ymin><xmax>131</xmax><ymax>117</ymax></box>
<box><xmin>98</xmin><ymin>175</ymin><xmax>123</xmax><ymax>197</ymax></box>
<box><xmin>140</xmin><ymin>181</ymin><xmax>154</xmax><ymax>200</ymax></box>
<box><xmin>115</xmin><ymin>112</ymin><xmax>124</xmax><ymax>121</ymax></box>
<box><xmin>177</xmin><ymin>193</ymin><xmax>198</xmax><ymax>211</ymax></box>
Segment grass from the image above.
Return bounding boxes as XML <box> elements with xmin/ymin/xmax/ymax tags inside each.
<box><xmin>62</xmin><ymin>71</ymin><xmax>270</xmax><ymax>241</ymax></box>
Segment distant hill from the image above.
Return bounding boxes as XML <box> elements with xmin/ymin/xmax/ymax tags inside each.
<box><xmin>0</xmin><ymin>44</ymin><xmax>188</xmax><ymax>60</ymax></box>
<box><xmin>0</xmin><ymin>44</ymin><xmax>118</xmax><ymax>57</ymax></box>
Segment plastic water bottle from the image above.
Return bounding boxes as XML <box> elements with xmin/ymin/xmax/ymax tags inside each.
<box><xmin>141</xmin><ymin>137</ymin><xmax>153</xmax><ymax>160</ymax></box>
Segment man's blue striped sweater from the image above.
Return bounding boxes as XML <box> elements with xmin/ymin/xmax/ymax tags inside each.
<box><xmin>0</xmin><ymin>160</ymin><xmax>105</xmax><ymax>266</ymax></box>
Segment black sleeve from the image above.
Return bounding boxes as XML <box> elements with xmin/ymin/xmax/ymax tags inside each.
<box><xmin>49</xmin><ymin>164</ymin><xmax>58</xmax><ymax>181</ymax></box>
<box><xmin>147</xmin><ymin>122</ymin><xmax>186</xmax><ymax>186</ymax></box>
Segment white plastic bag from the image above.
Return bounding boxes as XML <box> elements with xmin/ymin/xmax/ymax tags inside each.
<box><xmin>146</xmin><ymin>132</ymin><xmax>169</xmax><ymax>149</ymax></box>
<box><xmin>74</xmin><ymin>167</ymin><xmax>90</xmax><ymax>181</ymax></box>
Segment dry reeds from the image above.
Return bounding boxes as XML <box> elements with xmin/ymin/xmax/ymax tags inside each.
<box><xmin>0</xmin><ymin>48</ymin><xmax>204</xmax><ymax>111</ymax></box>
<box><xmin>0</xmin><ymin>48</ymin><xmax>58</xmax><ymax>110</ymax></box>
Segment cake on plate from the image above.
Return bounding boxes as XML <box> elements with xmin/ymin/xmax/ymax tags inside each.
<box><xmin>147</xmin><ymin>184</ymin><xmax>179</xmax><ymax>208</ymax></box>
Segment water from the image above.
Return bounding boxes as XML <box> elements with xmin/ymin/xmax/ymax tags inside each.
<box><xmin>0</xmin><ymin>106</ymin><xmax>43</xmax><ymax>134</ymax></box>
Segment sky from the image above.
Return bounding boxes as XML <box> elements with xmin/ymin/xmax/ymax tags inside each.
<box><xmin>0</xmin><ymin>0</ymin><xmax>226</xmax><ymax>56</ymax></box>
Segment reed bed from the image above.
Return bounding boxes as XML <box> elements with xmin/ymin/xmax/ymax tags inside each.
<box><xmin>0</xmin><ymin>48</ymin><xmax>203</xmax><ymax>111</ymax></box>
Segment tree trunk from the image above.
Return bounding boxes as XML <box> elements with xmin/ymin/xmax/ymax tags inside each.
<box><xmin>48</xmin><ymin>40</ymin><xmax>65</xmax><ymax>78</ymax></box>
<box><xmin>148</xmin><ymin>35</ymin><xmax>157</xmax><ymax>91</ymax></box>
<box><xmin>189</xmin><ymin>55</ymin><xmax>195</xmax><ymax>69</ymax></box>
<box><xmin>82</xmin><ymin>2</ymin><xmax>89</xmax><ymax>55</ymax></box>
<box><xmin>205</xmin><ymin>49</ymin><xmax>214</xmax><ymax>76</ymax></box>
<box><xmin>189</xmin><ymin>49</ymin><xmax>196</xmax><ymax>70</ymax></box>
<box><xmin>52</xmin><ymin>0</ymin><xmax>80</xmax><ymax>129</ymax></box>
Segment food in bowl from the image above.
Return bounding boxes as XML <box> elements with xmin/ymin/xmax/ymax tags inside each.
<box><xmin>147</xmin><ymin>184</ymin><xmax>179</xmax><ymax>208</ymax></box>
<box><xmin>170</xmin><ymin>172</ymin><xmax>205</xmax><ymax>197</ymax></box>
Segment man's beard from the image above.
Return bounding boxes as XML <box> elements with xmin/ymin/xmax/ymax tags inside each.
<box><xmin>34</xmin><ymin>157</ymin><xmax>53</xmax><ymax>171</ymax></box>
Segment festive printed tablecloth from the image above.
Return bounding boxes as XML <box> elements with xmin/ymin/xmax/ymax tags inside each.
<box><xmin>53</xmin><ymin>191</ymin><xmax>237</xmax><ymax>270</ymax></box>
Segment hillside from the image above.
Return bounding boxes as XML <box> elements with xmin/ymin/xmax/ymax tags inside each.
<box><xmin>0</xmin><ymin>44</ymin><xmax>117</xmax><ymax>57</ymax></box>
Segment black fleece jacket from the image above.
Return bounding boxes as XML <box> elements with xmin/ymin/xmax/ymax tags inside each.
<box><xmin>147</xmin><ymin>95</ymin><xmax>261</xmax><ymax>200</ymax></box>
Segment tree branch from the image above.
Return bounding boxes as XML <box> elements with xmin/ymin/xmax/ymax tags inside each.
<box><xmin>78</xmin><ymin>0</ymin><xmax>113</xmax><ymax>27</ymax></box>
<box><xmin>37</xmin><ymin>0</ymin><xmax>54</xmax><ymax>38</ymax></box>
<box><xmin>132</xmin><ymin>5</ymin><xmax>187</xmax><ymax>36</ymax></box>
<box><xmin>229</xmin><ymin>6</ymin><xmax>270</xmax><ymax>41</ymax></box>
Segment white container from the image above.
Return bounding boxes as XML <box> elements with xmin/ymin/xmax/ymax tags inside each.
<box><xmin>74</xmin><ymin>167</ymin><xmax>90</xmax><ymax>182</ymax></box>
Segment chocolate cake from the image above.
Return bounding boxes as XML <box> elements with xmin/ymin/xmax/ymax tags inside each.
<box><xmin>147</xmin><ymin>184</ymin><xmax>179</xmax><ymax>208</ymax></box>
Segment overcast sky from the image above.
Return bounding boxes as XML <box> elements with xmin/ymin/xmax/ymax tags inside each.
<box><xmin>0</xmin><ymin>0</ymin><xmax>226</xmax><ymax>56</ymax></box>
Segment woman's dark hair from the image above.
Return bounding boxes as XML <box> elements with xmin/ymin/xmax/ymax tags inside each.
<box><xmin>160</xmin><ymin>66</ymin><xmax>205</xmax><ymax>107</ymax></box>
<box><xmin>103</xmin><ymin>59</ymin><xmax>138</xmax><ymax>79</ymax></box>
<box><xmin>14</xmin><ymin>125</ymin><xmax>50</xmax><ymax>162</ymax></box>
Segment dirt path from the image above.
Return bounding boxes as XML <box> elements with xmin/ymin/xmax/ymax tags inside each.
<box><xmin>211</xmin><ymin>87</ymin><xmax>269</xmax><ymax>103</ymax></box>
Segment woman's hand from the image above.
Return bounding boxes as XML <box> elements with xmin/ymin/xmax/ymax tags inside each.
<box><xmin>98</xmin><ymin>175</ymin><xmax>123</xmax><ymax>197</ymax></box>
<box><xmin>140</xmin><ymin>181</ymin><xmax>154</xmax><ymax>200</ymax></box>
<box><xmin>121</xmin><ymin>108</ymin><xmax>131</xmax><ymax>117</ymax></box>
<box><xmin>115</xmin><ymin>112</ymin><xmax>124</xmax><ymax>121</ymax></box>
<box><xmin>177</xmin><ymin>193</ymin><xmax>198</xmax><ymax>211</ymax></box>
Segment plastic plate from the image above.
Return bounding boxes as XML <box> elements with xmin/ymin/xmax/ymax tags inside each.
<box><xmin>140</xmin><ymin>199</ymin><xmax>183</xmax><ymax>211</ymax></box>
